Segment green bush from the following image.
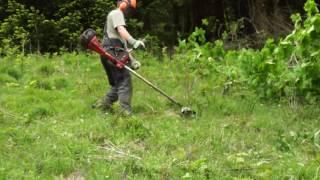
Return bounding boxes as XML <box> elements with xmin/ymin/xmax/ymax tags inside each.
<box><xmin>174</xmin><ymin>0</ymin><xmax>320</xmax><ymax>103</ymax></box>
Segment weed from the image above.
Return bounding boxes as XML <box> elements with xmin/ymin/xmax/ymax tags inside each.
<box><xmin>38</xmin><ymin>63</ymin><xmax>55</xmax><ymax>76</ymax></box>
<box><xmin>119</xmin><ymin>117</ymin><xmax>150</xmax><ymax>140</ymax></box>
<box><xmin>29</xmin><ymin>106</ymin><xmax>52</xmax><ymax>119</ymax></box>
<box><xmin>52</xmin><ymin>77</ymin><xmax>69</xmax><ymax>90</ymax></box>
<box><xmin>35</xmin><ymin>79</ymin><xmax>52</xmax><ymax>90</ymax></box>
<box><xmin>0</xmin><ymin>74</ymin><xmax>17</xmax><ymax>84</ymax></box>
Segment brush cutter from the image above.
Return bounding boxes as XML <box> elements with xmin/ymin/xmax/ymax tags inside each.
<box><xmin>79</xmin><ymin>28</ymin><xmax>195</xmax><ymax>117</ymax></box>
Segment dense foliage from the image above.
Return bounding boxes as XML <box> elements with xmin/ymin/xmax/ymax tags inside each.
<box><xmin>0</xmin><ymin>0</ymin><xmax>319</xmax><ymax>102</ymax></box>
<box><xmin>174</xmin><ymin>0</ymin><xmax>320</xmax><ymax>103</ymax></box>
<box><xmin>0</xmin><ymin>0</ymin><xmax>308</xmax><ymax>53</ymax></box>
<box><xmin>0</xmin><ymin>0</ymin><xmax>114</xmax><ymax>54</ymax></box>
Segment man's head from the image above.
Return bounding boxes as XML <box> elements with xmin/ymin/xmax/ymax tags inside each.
<box><xmin>117</xmin><ymin>0</ymin><xmax>136</xmax><ymax>16</ymax></box>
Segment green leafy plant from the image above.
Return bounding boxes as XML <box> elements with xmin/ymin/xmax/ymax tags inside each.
<box><xmin>174</xmin><ymin>0</ymin><xmax>320</xmax><ymax>103</ymax></box>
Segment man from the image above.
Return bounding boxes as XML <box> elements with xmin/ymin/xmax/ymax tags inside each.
<box><xmin>93</xmin><ymin>0</ymin><xmax>145</xmax><ymax>115</ymax></box>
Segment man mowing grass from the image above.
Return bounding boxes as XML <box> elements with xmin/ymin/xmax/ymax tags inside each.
<box><xmin>93</xmin><ymin>0</ymin><xmax>145</xmax><ymax>116</ymax></box>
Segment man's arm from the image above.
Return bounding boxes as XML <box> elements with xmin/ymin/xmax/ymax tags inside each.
<box><xmin>117</xmin><ymin>26</ymin><xmax>134</xmax><ymax>43</ymax></box>
<box><xmin>117</xmin><ymin>25</ymin><xmax>145</xmax><ymax>49</ymax></box>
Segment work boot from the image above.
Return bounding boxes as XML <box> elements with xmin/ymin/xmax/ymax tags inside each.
<box><xmin>121</xmin><ymin>109</ymin><xmax>132</xmax><ymax>117</ymax></box>
<box><xmin>92</xmin><ymin>98</ymin><xmax>114</xmax><ymax>113</ymax></box>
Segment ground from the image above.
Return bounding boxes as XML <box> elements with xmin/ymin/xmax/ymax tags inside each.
<box><xmin>0</xmin><ymin>52</ymin><xmax>319</xmax><ymax>179</ymax></box>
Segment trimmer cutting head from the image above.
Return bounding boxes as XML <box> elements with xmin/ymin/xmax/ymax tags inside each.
<box><xmin>181</xmin><ymin>107</ymin><xmax>196</xmax><ymax>118</ymax></box>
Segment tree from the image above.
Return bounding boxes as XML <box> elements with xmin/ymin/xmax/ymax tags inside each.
<box><xmin>0</xmin><ymin>0</ymin><xmax>311</xmax><ymax>53</ymax></box>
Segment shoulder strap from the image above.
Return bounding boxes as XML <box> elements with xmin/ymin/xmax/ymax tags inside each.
<box><xmin>103</xmin><ymin>15</ymin><xmax>109</xmax><ymax>39</ymax></box>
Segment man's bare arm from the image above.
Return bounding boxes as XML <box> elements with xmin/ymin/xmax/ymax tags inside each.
<box><xmin>117</xmin><ymin>25</ymin><xmax>136</xmax><ymax>45</ymax></box>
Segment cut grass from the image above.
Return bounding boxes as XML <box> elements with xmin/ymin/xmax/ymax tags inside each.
<box><xmin>0</xmin><ymin>53</ymin><xmax>319</xmax><ymax>179</ymax></box>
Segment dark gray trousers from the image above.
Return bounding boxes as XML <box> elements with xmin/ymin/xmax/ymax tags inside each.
<box><xmin>100</xmin><ymin>56</ymin><xmax>133</xmax><ymax>113</ymax></box>
<box><xmin>105</xmin><ymin>73</ymin><xmax>132</xmax><ymax>112</ymax></box>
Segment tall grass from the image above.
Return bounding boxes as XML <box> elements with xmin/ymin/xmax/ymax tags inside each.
<box><xmin>0</xmin><ymin>52</ymin><xmax>319</xmax><ymax>179</ymax></box>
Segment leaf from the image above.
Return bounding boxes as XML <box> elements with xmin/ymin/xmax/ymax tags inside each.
<box><xmin>301</xmin><ymin>62</ymin><xmax>310</xmax><ymax>68</ymax></box>
<box><xmin>266</xmin><ymin>60</ymin><xmax>275</xmax><ymax>65</ymax></box>
<box><xmin>236</xmin><ymin>157</ymin><xmax>245</xmax><ymax>163</ymax></box>
<box><xmin>182</xmin><ymin>173</ymin><xmax>192</xmax><ymax>179</ymax></box>
<box><xmin>314</xmin><ymin>130</ymin><xmax>320</xmax><ymax>149</ymax></box>
<box><xmin>6</xmin><ymin>82</ymin><xmax>20</xmax><ymax>87</ymax></box>
<box><xmin>202</xmin><ymin>19</ymin><xmax>209</xmax><ymax>26</ymax></box>
<box><xmin>307</xmin><ymin>25</ymin><xmax>315</xmax><ymax>33</ymax></box>
<box><xmin>311</xmin><ymin>51</ymin><xmax>320</xmax><ymax>57</ymax></box>
<box><xmin>29</xmin><ymin>80</ymin><xmax>37</xmax><ymax>86</ymax></box>
<box><xmin>304</xmin><ymin>0</ymin><xmax>319</xmax><ymax>16</ymax></box>
<box><xmin>256</xmin><ymin>160</ymin><xmax>270</xmax><ymax>167</ymax></box>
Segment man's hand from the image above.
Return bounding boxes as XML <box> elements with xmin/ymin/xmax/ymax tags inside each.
<box><xmin>133</xmin><ymin>40</ymin><xmax>145</xmax><ymax>49</ymax></box>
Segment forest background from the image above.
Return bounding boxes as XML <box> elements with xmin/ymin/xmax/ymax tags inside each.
<box><xmin>0</xmin><ymin>0</ymin><xmax>316</xmax><ymax>53</ymax></box>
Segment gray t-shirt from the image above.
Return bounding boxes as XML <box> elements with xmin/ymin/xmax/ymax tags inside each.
<box><xmin>105</xmin><ymin>9</ymin><xmax>126</xmax><ymax>43</ymax></box>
